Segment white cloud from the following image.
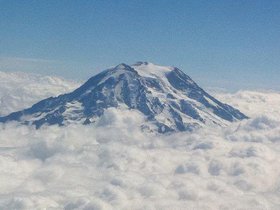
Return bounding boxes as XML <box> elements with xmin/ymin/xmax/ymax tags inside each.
<box><xmin>0</xmin><ymin>71</ymin><xmax>79</xmax><ymax>115</ymax></box>
<box><xmin>0</xmin><ymin>109</ymin><xmax>279</xmax><ymax>209</ymax></box>
<box><xmin>0</xmin><ymin>72</ymin><xmax>280</xmax><ymax>209</ymax></box>
<box><xmin>212</xmin><ymin>89</ymin><xmax>280</xmax><ymax>119</ymax></box>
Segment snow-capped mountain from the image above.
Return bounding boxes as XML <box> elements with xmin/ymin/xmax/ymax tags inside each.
<box><xmin>0</xmin><ymin>62</ymin><xmax>248</xmax><ymax>132</ymax></box>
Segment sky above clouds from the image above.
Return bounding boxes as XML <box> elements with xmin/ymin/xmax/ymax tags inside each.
<box><xmin>0</xmin><ymin>0</ymin><xmax>280</xmax><ymax>90</ymax></box>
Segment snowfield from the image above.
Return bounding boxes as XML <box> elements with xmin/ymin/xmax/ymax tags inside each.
<box><xmin>0</xmin><ymin>71</ymin><xmax>280</xmax><ymax>209</ymax></box>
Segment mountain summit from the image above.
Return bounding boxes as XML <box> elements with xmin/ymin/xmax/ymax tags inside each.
<box><xmin>0</xmin><ymin>62</ymin><xmax>248</xmax><ymax>132</ymax></box>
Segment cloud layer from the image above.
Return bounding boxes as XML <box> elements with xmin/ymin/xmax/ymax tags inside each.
<box><xmin>0</xmin><ymin>72</ymin><xmax>279</xmax><ymax>209</ymax></box>
<box><xmin>0</xmin><ymin>71</ymin><xmax>79</xmax><ymax>115</ymax></box>
<box><xmin>0</xmin><ymin>111</ymin><xmax>280</xmax><ymax>209</ymax></box>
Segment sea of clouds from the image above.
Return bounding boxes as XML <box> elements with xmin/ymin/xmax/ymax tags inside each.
<box><xmin>0</xmin><ymin>71</ymin><xmax>79</xmax><ymax>116</ymax></box>
<box><xmin>0</xmin><ymin>72</ymin><xmax>280</xmax><ymax>210</ymax></box>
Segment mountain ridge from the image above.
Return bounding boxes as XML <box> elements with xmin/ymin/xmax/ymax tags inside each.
<box><xmin>0</xmin><ymin>62</ymin><xmax>248</xmax><ymax>133</ymax></box>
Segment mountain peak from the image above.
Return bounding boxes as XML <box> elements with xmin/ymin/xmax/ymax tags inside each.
<box><xmin>114</xmin><ymin>63</ymin><xmax>133</xmax><ymax>71</ymax></box>
<box><xmin>131</xmin><ymin>62</ymin><xmax>174</xmax><ymax>79</ymax></box>
<box><xmin>133</xmin><ymin>61</ymin><xmax>150</xmax><ymax>66</ymax></box>
<box><xmin>0</xmin><ymin>62</ymin><xmax>248</xmax><ymax>133</ymax></box>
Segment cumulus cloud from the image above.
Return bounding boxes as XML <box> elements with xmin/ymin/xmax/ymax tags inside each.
<box><xmin>0</xmin><ymin>72</ymin><xmax>280</xmax><ymax>209</ymax></box>
<box><xmin>212</xmin><ymin>89</ymin><xmax>280</xmax><ymax>119</ymax></box>
<box><xmin>0</xmin><ymin>71</ymin><xmax>79</xmax><ymax>115</ymax></box>
<box><xmin>0</xmin><ymin>106</ymin><xmax>280</xmax><ymax>209</ymax></box>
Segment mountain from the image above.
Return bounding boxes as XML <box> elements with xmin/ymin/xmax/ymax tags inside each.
<box><xmin>0</xmin><ymin>62</ymin><xmax>248</xmax><ymax>133</ymax></box>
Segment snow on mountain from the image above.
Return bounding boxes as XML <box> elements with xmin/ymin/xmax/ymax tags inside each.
<box><xmin>0</xmin><ymin>71</ymin><xmax>79</xmax><ymax>116</ymax></box>
<box><xmin>0</xmin><ymin>62</ymin><xmax>247</xmax><ymax>132</ymax></box>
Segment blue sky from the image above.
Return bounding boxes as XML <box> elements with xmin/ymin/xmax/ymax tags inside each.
<box><xmin>0</xmin><ymin>0</ymin><xmax>279</xmax><ymax>90</ymax></box>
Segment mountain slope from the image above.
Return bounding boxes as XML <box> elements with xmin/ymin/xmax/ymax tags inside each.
<box><xmin>0</xmin><ymin>62</ymin><xmax>248</xmax><ymax>132</ymax></box>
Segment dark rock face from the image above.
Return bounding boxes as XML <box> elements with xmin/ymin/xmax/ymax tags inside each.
<box><xmin>0</xmin><ymin>62</ymin><xmax>248</xmax><ymax>132</ymax></box>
